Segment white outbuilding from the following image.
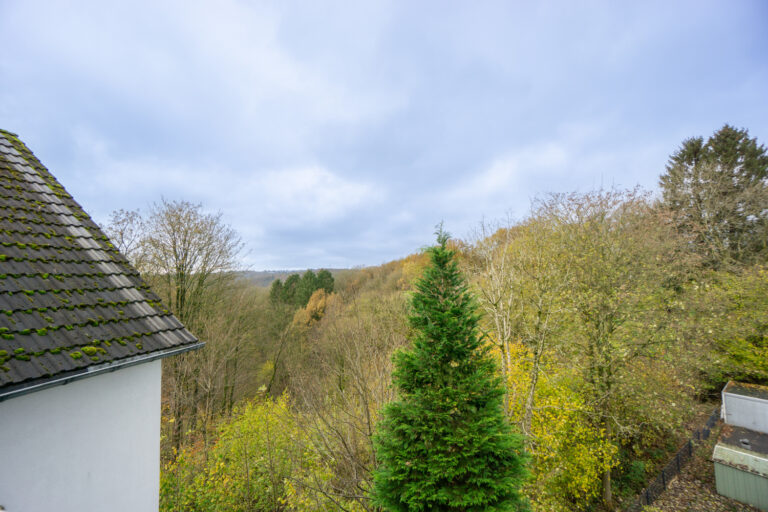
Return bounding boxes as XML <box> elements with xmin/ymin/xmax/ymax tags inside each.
<box><xmin>721</xmin><ymin>380</ymin><xmax>768</xmax><ymax>433</ymax></box>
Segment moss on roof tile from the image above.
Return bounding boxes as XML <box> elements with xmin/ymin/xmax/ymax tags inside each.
<box><xmin>0</xmin><ymin>130</ymin><xmax>200</xmax><ymax>391</ymax></box>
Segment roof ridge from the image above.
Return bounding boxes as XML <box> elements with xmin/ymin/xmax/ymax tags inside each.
<box><xmin>0</xmin><ymin>129</ymin><xmax>19</xmax><ymax>138</ymax></box>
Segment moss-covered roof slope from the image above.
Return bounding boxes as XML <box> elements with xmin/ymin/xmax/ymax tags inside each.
<box><xmin>0</xmin><ymin>129</ymin><xmax>201</xmax><ymax>396</ymax></box>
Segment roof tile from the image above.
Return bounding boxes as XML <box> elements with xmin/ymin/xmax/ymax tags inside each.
<box><xmin>0</xmin><ymin>130</ymin><xmax>200</xmax><ymax>391</ymax></box>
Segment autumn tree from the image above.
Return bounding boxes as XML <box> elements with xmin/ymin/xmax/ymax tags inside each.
<box><xmin>660</xmin><ymin>124</ymin><xmax>768</xmax><ymax>265</ymax></box>
<box><xmin>373</xmin><ymin>229</ymin><xmax>529</xmax><ymax>512</ymax></box>
<box><xmin>192</xmin><ymin>283</ymin><xmax>264</xmax><ymax>423</ymax></box>
<box><xmin>678</xmin><ymin>265</ymin><xmax>768</xmax><ymax>390</ymax></box>
<box><xmin>465</xmin><ymin>220</ymin><xmax>519</xmax><ymax>414</ymax></box>
<box><xmin>105</xmin><ymin>200</ymin><xmax>244</xmax><ymax>454</ymax></box>
<box><xmin>468</xmin><ymin>215</ymin><xmax>570</xmax><ymax>436</ymax></box>
<box><xmin>542</xmin><ymin>189</ymin><xmax>687</xmax><ymax>507</ymax></box>
<box><xmin>161</xmin><ymin>395</ymin><xmax>322</xmax><ymax>512</ymax></box>
<box><xmin>289</xmin><ymin>291</ymin><xmax>408</xmax><ymax>511</ymax></box>
<box><xmin>141</xmin><ymin>199</ymin><xmax>243</xmax><ymax>327</ymax></box>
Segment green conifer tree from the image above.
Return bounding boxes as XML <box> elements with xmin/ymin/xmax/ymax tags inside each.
<box><xmin>372</xmin><ymin>229</ymin><xmax>529</xmax><ymax>512</ymax></box>
<box><xmin>296</xmin><ymin>270</ymin><xmax>319</xmax><ymax>306</ymax></box>
<box><xmin>660</xmin><ymin>124</ymin><xmax>768</xmax><ymax>264</ymax></box>
<box><xmin>316</xmin><ymin>269</ymin><xmax>335</xmax><ymax>294</ymax></box>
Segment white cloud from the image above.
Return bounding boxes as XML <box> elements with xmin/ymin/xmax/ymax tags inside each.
<box><xmin>246</xmin><ymin>165</ymin><xmax>382</xmax><ymax>227</ymax></box>
<box><xmin>64</xmin><ymin>129</ymin><xmax>380</xmax><ymax>246</ymax></box>
<box><xmin>446</xmin><ymin>142</ymin><xmax>569</xmax><ymax>206</ymax></box>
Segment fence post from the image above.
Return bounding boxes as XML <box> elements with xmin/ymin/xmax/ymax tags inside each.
<box><xmin>688</xmin><ymin>439</ymin><xmax>692</xmax><ymax>456</ymax></box>
<box><xmin>661</xmin><ymin>468</ymin><xmax>666</xmax><ymax>488</ymax></box>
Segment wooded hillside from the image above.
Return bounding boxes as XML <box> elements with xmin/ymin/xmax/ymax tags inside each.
<box><xmin>106</xmin><ymin>124</ymin><xmax>768</xmax><ymax>512</ymax></box>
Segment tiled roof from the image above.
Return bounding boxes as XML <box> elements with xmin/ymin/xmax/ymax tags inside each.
<box><xmin>0</xmin><ymin>129</ymin><xmax>201</xmax><ymax>397</ymax></box>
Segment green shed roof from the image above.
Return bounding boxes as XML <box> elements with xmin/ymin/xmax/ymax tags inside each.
<box><xmin>714</xmin><ymin>425</ymin><xmax>768</xmax><ymax>478</ymax></box>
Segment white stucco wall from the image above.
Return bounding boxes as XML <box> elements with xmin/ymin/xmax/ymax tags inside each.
<box><xmin>0</xmin><ymin>360</ymin><xmax>162</xmax><ymax>512</ymax></box>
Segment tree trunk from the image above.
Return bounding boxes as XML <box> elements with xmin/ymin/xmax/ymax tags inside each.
<box><xmin>602</xmin><ymin>467</ymin><xmax>612</xmax><ymax>508</ymax></box>
<box><xmin>522</xmin><ymin>340</ymin><xmax>543</xmax><ymax>437</ymax></box>
<box><xmin>602</xmin><ymin>419</ymin><xmax>613</xmax><ymax>508</ymax></box>
<box><xmin>499</xmin><ymin>338</ymin><xmax>510</xmax><ymax>414</ymax></box>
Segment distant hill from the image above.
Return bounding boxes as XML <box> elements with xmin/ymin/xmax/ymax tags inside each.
<box><xmin>236</xmin><ymin>269</ymin><xmax>348</xmax><ymax>287</ymax></box>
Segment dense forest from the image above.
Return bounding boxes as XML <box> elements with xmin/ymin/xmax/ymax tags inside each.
<box><xmin>104</xmin><ymin>124</ymin><xmax>768</xmax><ymax>511</ymax></box>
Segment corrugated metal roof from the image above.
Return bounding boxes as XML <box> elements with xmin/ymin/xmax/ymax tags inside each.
<box><xmin>0</xmin><ymin>129</ymin><xmax>201</xmax><ymax>393</ymax></box>
<box><xmin>714</xmin><ymin>425</ymin><xmax>768</xmax><ymax>478</ymax></box>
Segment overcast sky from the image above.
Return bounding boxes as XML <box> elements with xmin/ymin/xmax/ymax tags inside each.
<box><xmin>1</xmin><ymin>1</ymin><xmax>767</xmax><ymax>269</ymax></box>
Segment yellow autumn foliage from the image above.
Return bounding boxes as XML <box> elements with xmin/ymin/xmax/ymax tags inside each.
<box><xmin>397</xmin><ymin>252</ymin><xmax>430</xmax><ymax>290</ymax></box>
<box><xmin>160</xmin><ymin>394</ymin><xmax>362</xmax><ymax>512</ymax></box>
<box><xmin>292</xmin><ymin>289</ymin><xmax>341</xmax><ymax>328</ymax></box>
<box><xmin>493</xmin><ymin>340</ymin><xmax>617</xmax><ymax>511</ymax></box>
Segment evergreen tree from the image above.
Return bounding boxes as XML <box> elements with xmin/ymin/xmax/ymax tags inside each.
<box><xmin>659</xmin><ymin>124</ymin><xmax>768</xmax><ymax>265</ymax></box>
<box><xmin>269</xmin><ymin>270</ymin><xmax>335</xmax><ymax>308</ymax></box>
<box><xmin>283</xmin><ymin>274</ymin><xmax>301</xmax><ymax>305</ymax></box>
<box><xmin>316</xmin><ymin>269</ymin><xmax>335</xmax><ymax>294</ymax></box>
<box><xmin>372</xmin><ymin>229</ymin><xmax>529</xmax><ymax>512</ymax></box>
<box><xmin>268</xmin><ymin>278</ymin><xmax>285</xmax><ymax>304</ymax></box>
<box><xmin>296</xmin><ymin>270</ymin><xmax>319</xmax><ymax>306</ymax></box>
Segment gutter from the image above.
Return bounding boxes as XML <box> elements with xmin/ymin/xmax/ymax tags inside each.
<box><xmin>0</xmin><ymin>342</ymin><xmax>205</xmax><ymax>403</ymax></box>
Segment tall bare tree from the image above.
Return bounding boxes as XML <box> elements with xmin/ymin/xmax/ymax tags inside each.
<box><xmin>142</xmin><ymin>199</ymin><xmax>243</xmax><ymax>328</ymax></box>
<box><xmin>105</xmin><ymin>200</ymin><xmax>244</xmax><ymax>455</ymax></box>
<box><xmin>466</xmin><ymin>219</ymin><xmax>518</xmax><ymax>413</ymax></box>
<box><xmin>468</xmin><ymin>215</ymin><xmax>569</xmax><ymax>435</ymax></box>
<box><xmin>103</xmin><ymin>208</ymin><xmax>147</xmax><ymax>268</ymax></box>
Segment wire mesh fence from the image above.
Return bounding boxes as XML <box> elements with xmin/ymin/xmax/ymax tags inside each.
<box><xmin>626</xmin><ymin>406</ymin><xmax>720</xmax><ymax>511</ymax></box>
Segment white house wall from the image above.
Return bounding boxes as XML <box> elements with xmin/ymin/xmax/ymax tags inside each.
<box><xmin>0</xmin><ymin>360</ymin><xmax>162</xmax><ymax>512</ymax></box>
<box><xmin>723</xmin><ymin>392</ymin><xmax>768</xmax><ymax>434</ymax></box>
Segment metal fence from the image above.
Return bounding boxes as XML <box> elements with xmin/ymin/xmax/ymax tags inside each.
<box><xmin>626</xmin><ymin>406</ymin><xmax>721</xmax><ymax>511</ymax></box>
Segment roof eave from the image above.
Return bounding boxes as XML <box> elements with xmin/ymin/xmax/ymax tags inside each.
<box><xmin>0</xmin><ymin>341</ymin><xmax>205</xmax><ymax>403</ymax></box>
